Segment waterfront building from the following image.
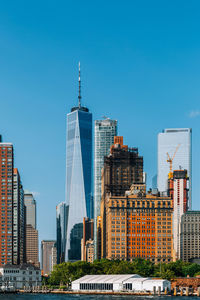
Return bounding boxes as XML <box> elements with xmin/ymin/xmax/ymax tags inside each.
<box><xmin>0</xmin><ymin>142</ymin><xmax>14</xmax><ymax>265</ymax></box>
<box><xmin>100</xmin><ymin>184</ymin><xmax>173</xmax><ymax>262</ymax></box>
<box><xmin>0</xmin><ymin>264</ymin><xmax>41</xmax><ymax>290</ymax></box>
<box><xmin>65</xmin><ymin>64</ymin><xmax>92</xmax><ymax>261</ymax></box>
<box><xmin>180</xmin><ymin>211</ymin><xmax>200</xmax><ymax>262</ymax></box>
<box><xmin>81</xmin><ymin>217</ymin><xmax>94</xmax><ymax>262</ymax></box>
<box><xmin>168</xmin><ymin>169</ymin><xmax>189</xmax><ymax>260</ymax></box>
<box><xmin>71</xmin><ymin>274</ymin><xmax>171</xmax><ymax>292</ymax></box>
<box><xmin>56</xmin><ymin>202</ymin><xmax>68</xmax><ymax>264</ymax></box>
<box><xmin>41</xmin><ymin>240</ymin><xmax>56</xmax><ymax>275</ymax></box>
<box><xmin>94</xmin><ymin>118</ymin><xmax>117</xmax><ymax>257</ymax></box>
<box><xmin>13</xmin><ymin>168</ymin><xmax>26</xmax><ymax>264</ymax></box>
<box><xmin>157</xmin><ymin>128</ymin><xmax>192</xmax><ymax>208</ymax></box>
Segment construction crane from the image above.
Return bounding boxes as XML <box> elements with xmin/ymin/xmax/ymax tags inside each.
<box><xmin>166</xmin><ymin>144</ymin><xmax>181</xmax><ymax>173</ymax></box>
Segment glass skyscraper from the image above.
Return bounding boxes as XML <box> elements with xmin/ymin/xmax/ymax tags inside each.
<box><xmin>65</xmin><ymin>64</ymin><xmax>92</xmax><ymax>261</ymax></box>
<box><xmin>157</xmin><ymin>128</ymin><xmax>192</xmax><ymax>208</ymax></box>
<box><xmin>56</xmin><ymin>202</ymin><xmax>68</xmax><ymax>264</ymax></box>
<box><xmin>94</xmin><ymin>119</ymin><xmax>117</xmax><ymax>257</ymax></box>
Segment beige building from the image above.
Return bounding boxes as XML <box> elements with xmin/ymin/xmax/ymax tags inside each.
<box><xmin>26</xmin><ymin>224</ymin><xmax>39</xmax><ymax>267</ymax></box>
<box><xmin>41</xmin><ymin>240</ymin><xmax>56</xmax><ymax>275</ymax></box>
<box><xmin>180</xmin><ymin>211</ymin><xmax>200</xmax><ymax>262</ymax></box>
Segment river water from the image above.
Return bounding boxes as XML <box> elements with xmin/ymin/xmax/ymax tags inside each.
<box><xmin>0</xmin><ymin>295</ymin><xmax>199</xmax><ymax>300</ymax></box>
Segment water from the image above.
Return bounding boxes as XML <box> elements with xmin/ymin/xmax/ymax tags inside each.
<box><xmin>0</xmin><ymin>295</ymin><xmax>199</xmax><ymax>300</ymax></box>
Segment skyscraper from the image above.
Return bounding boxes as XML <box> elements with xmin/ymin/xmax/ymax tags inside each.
<box><xmin>65</xmin><ymin>64</ymin><xmax>92</xmax><ymax>261</ymax></box>
<box><xmin>157</xmin><ymin>128</ymin><xmax>192</xmax><ymax>208</ymax></box>
<box><xmin>13</xmin><ymin>168</ymin><xmax>26</xmax><ymax>264</ymax></box>
<box><xmin>56</xmin><ymin>202</ymin><xmax>67</xmax><ymax>264</ymax></box>
<box><xmin>24</xmin><ymin>191</ymin><xmax>39</xmax><ymax>266</ymax></box>
<box><xmin>41</xmin><ymin>240</ymin><xmax>56</xmax><ymax>275</ymax></box>
<box><xmin>94</xmin><ymin>118</ymin><xmax>117</xmax><ymax>257</ymax></box>
<box><xmin>0</xmin><ymin>143</ymin><xmax>14</xmax><ymax>265</ymax></box>
<box><xmin>168</xmin><ymin>169</ymin><xmax>189</xmax><ymax>260</ymax></box>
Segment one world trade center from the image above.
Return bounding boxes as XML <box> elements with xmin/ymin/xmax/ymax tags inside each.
<box><xmin>65</xmin><ymin>63</ymin><xmax>92</xmax><ymax>261</ymax></box>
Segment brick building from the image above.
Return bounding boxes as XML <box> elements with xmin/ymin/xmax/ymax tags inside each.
<box><xmin>100</xmin><ymin>184</ymin><xmax>173</xmax><ymax>263</ymax></box>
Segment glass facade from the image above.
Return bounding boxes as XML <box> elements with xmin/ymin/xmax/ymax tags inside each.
<box><xmin>94</xmin><ymin>119</ymin><xmax>117</xmax><ymax>257</ymax></box>
<box><xmin>65</xmin><ymin>107</ymin><xmax>92</xmax><ymax>261</ymax></box>
<box><xmin>157</xmin><ymin>128</ymin><xmax>192</xmax><ymax>208</ymax></box>
<box><xmin>56</xmin><ymin>202</ymin><xmax>68</xmax><ymax>264</ymax></box>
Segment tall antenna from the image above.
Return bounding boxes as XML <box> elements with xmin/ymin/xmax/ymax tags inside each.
<box><xmin>78</xmin><ymin>62</ymin><xmax>81</xmax><ymax>108</ymax></box>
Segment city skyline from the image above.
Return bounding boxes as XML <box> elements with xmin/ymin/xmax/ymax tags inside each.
<box><xmin>1</xmin><ymin>1</ymin><xmax>200</xmax><ymax>246</ymax></box>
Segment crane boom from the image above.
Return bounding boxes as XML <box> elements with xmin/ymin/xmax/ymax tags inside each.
<box><xmin>166</xmin><ymin>144</ymin><xmax>181</xmax><ymax>173</ymax></box>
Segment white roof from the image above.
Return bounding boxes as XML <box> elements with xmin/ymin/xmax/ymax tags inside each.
<box><xmin>123</xmin><ymin>277</ymin><xmax>148</xmax><ymax>284</ymax></box>
<box><xmin>72</xmin><ymin>274</ymin><xmax>141</xmax><ymax>284</ymax></box>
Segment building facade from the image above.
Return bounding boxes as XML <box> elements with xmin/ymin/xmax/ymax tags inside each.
<box><xmin>65</xmin><ymin>66</ymin><xmax>92</xmax><ymax>261</ymax></box>
<box><xmin>24</xmin><ymin>192</ymin><xmax>39</xmax><ymax>267</ymax></box>
<box><xmin>26</xmin><ymin>225</ymin><xmax>39</xmax><ymax>267</ymax></box>
<box><xmin>56</xmin><ymin>202</ymin><xmax>68</xmax><ymax>264</ymax></box>
<box><xmin>0</xmin><ymin>143</ymin><xmax>14</xmax><ymax>265</ymax></box>
<box><xmin>157</xmin><ymin>128</ymin><xmax>192</xmax><ymax>208</ymax></box>
<box><xmin>41</xmin><ymin>240</ymin><xmax>56</xmax><ymax>275</ymax></box>
<box><xmin>13</xmin><ymin>168</ymin><xmax>26</xmax><ymax>265</ymax></box>
<box><xmin>81</xmin><ymin>217</ymin><xmax>94</xmax><ymax>262</ymax></box>
<box><xmin>180</xmin><ymin>211</ymin><xmax>200</xmax><ymax>262</ymax></box>
<box><xmin>100</xmin><ymin>184</ymin><xmax>173</xmax><ymax>263</ymax></box>
<box><xmin>94</xmin><ymin>119</ymin><xmax>117</xmax><ymax>257</ymax></box>
<box><xmin>168</xmin><ymin>169</ymin><xmax>189</xmax><ymax>260</ymax></box>
<box><xmin>0</xmin><ymin>264</ymin><xmax>41</xmax><ymax>290</ymax></box>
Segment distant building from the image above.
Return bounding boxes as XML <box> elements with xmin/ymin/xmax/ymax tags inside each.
<box><xmin>180</xmin><ymin>211</ymin><xmax>200</xmax><ymax>262</ymax></box>
<box><xmin>56</xmin><ymin>202</ymin><xmax>68</xmax><ymax>264</ymax></box>
<box><xmin>100</xmin><ymin>184</ymin><xmax>173</xmax><ymax>263</ymax></box>
<box><xmin>0</xmin><ymin>143</ymin><xmax>14</xmax><ymax>265</ymax></box>
<box><xmin>65</xmin><ymin>64</ymin><xmax>92</xmax><ymax>261</ymax></box>
<box><xmin>0</xmin><ymin>264</ymin><xmax>41</xmax><ymax>290</ymax></box>
<box><xmin>157</xmin><ymin>128</ymin><xmax>192</xmax><ymax>208</ymax></box>
<box><xmin>24</xmin><ymin>191</ymin><xmax>39</xmax><ymax>267</ymax></box>
<box><xmin>168</xmin><ymin>169</ymin><xmax>189</xmax><ymax>260</ymax></box>
<box><xmin>41</xmin><ymin>240</ymin><xmax>56</xmax><ymax>275</ymax></box>
<box><xmin>81</xmin><ymin>218</ymin><xmax>94</xmax><ymax>262</ymax></box>
<box><xmin>26</xmin><ymin>225</ymin><xmax>39</xmax><ymax>267</ymax></box>
<box><xmin>24</xmin><ymin>191</ymin><xmax>36</xmax><ymax>229</ymax></box>
<box><xmin>13</xmin><ymin>168</ymin><xmax>26</xmax><ymax>264</ymax></box>
<box><xmin>94</xmin><ymin>118</ymin><xmax>117</xmax><ymax>258</ymax></box>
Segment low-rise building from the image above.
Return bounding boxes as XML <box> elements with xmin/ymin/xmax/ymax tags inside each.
<box><xmin>0</xmin><ymin>264</ymin><xmax>41</xmax><ymax>290</ymax></box>
<box><xmin>72</xmin><ymin>274</ymin><xmax>171</xmax><ymax>292</ymax></box>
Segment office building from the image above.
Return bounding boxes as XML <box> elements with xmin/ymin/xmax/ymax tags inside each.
<box><xmin>24</xmin><ymin>191</ymin><xmax>39</xmax><ymax>267</ymax></box>
<box><xmin>81</xmin><ymin>217</ymin><xmax>94</xmax><ymax>262</ymax></box>
<box><xmin>13</xmin><ymin>168</ymin><xmax>26</xmax><ymax>264</ymax></box>
<box><xmin>157</xmin><ymin>128</ymin><xmax>192</xmax><ymax>208</ymax></box>
<box><xmin>65</xmin><ymin>64</ymin><xmax>92</xmax><ymax>261</ymax></box>
<box><xmin>41</xmin><ymin>240</ymin><xmax>56</xmax><ymax>275</ymax></box>
<box><xmin>100</xmin><ymin>184</ymin><xmax>173</xmax><ymax>262</ymax></box>
<box><xmin>24</xmin><ymin>191</ymin><xmax>36</xmax><ymax>229</ymax></box>
<box><xmin>168</xmin><ymin>169</ymin><xmax>189</xmax><ymax>260</ymax></box>
<box><xmin>56</xmin><ymin>202</ymin><xmax>68</xmax><ymax>264</ymax></box>
<box><xmin>26</xmin><ymin>225</ymin><xmax>39</xmax><ymax>267</ymax></box>
<box><xmin>94</xmin><ymin>118</ymin><xmax>117</xmax><ymax>257</ymax></box>
<box><xmin>180</xmin><ymin>211</ymin><xmax>200</xmax><ymax>262</ymax></box>
<box><xmin>0</xmin><ymin>143</ymin><xmax>14</xmax><ymax>265</ymax></box>
<box><xmin>102</xmin><ymin>136</ymin><xmax>143</xmax><ymax>198</ymax></box>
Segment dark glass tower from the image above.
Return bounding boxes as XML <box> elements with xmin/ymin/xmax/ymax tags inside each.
<box><xmin>65</xmin><ymin>63</ymin><xmax>92</xmax><ymax>261</ymax></box>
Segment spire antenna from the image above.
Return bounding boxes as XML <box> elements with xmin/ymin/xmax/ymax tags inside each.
<box><xmin>78</xmin><ymin>62</ymin><xmax>81</xmax><ymax>108</ymax></box>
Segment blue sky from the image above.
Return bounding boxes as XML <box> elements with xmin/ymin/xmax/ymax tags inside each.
<box><xmin>0</xmin><ymin>1</ymin><xmax>200</xmax><ymax>246</ymax></box>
